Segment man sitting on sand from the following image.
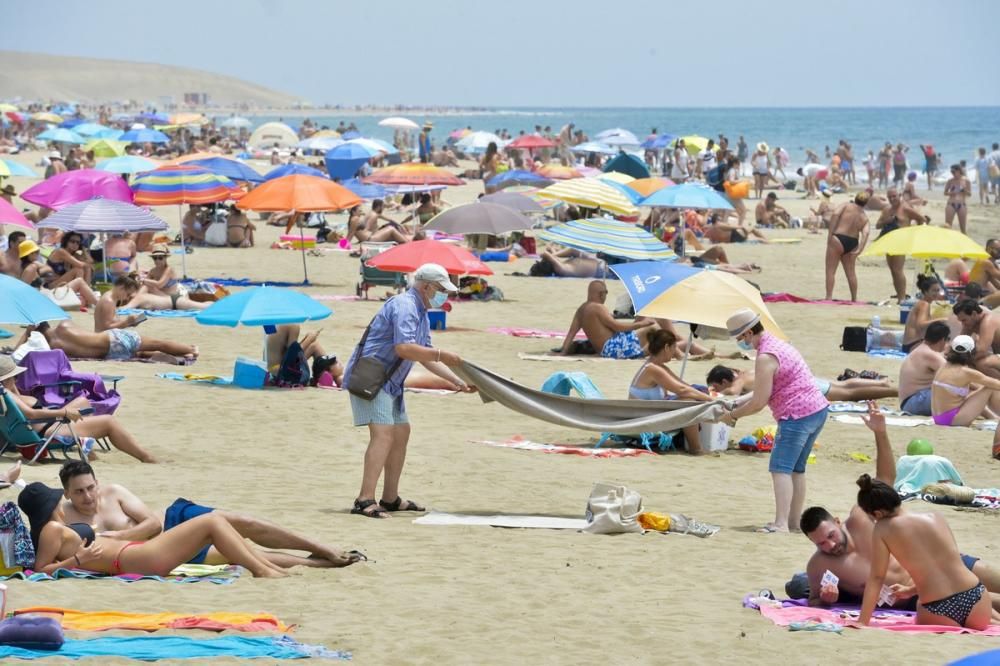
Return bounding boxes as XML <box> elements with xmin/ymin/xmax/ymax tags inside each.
<box><xmin>797</xmin><ymin>402</ymin><xmax>1000</xmax><ymax>612</ymax></box>
<box><xmin>754</xmin><ymin>193</ymin><xmax>789</xmax><ymax>228</ymax></box>
<box><xmin>24</xmin><ymin>320</ymin><xmax>198</xmax><ymax>365</ymax></box>
<box><xmin>558</xmin><ymin>280</ymin><xmax>711</xmax><ymax>360</ymax></box>
<box><xmin>954</xmin><ymin>299</ymin><xmax>1000</xmax><ymax>378</ymax></box>
<box><xmin>966</xmin><ymin>239</ymin><xmax>1000</xmax><ymax>295</ymax></box>
<box><xmin>898</xmin><ymin>321</ymin><xmax>949</xmax><ymax>415</ymax></box>
<box><xmin>55</xmin><ymin>461</ymin><xmax>360</xmax><ymax>568</ymax></box>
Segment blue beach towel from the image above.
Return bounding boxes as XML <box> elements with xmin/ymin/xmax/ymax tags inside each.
<box><xmin>117</xmin><ymin>308</ymin><xmax>198</xmax><ymax>319</ymax></box>
<box><xmin>0</xmin><ymin>635</ymin><xmax>350</xmax><ymax>661</ymax></box>
<box><xmin>157</xmin><ymin>372</ymin><xmax>233</xmax><ymax>386</ymax></box>
<box><xmin>867</xmin><ymin>348</ymin><xmax>907</xmax><ymax>359</ymax></box>
<box><xmin>0</xmin><ymin>565</ymin><xmax>242</xmax><ymax>584</ymax></box>
<box><xmin>0</xmin><ymin>328</ymin><xmax>13</xmax><ymax>339</ymax></box>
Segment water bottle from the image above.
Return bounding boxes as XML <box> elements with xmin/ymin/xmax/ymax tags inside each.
<box><xmin>872</xmin><ymin>315</ymin><xmax>881</xmax><ymax>330</ymax></box>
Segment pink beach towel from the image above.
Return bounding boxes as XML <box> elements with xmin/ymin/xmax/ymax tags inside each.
<box><xmin>488</xmin><ymin>327</ymin><xmax>586</xmax><ymax>340</ymax></box>
<box><xmin>763</xmin><ymin>293</ymin><xmax>872</xmax><ymax>306</ymax></box>
<box><xmin>758</xmin><ymin>604</ymin><xmax>1000</xmax><ymax>636</ymax></box>
<box><xmin>471</xmin><ymin>436</ymin><xmax>653</xmax><ymax>458</ymax></box>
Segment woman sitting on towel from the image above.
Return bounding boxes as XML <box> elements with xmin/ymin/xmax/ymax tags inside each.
<box><xmin>133</xmin><ymin>245</ymin><xmax>209</xmax><ymax>311</ymax></box>
<box><xmin>901</xmin><ymin>275</ymin><xmax>950</xmax><ymax>353</ymax></box>
<box><xmin>930</xmin><ymin>335</ymin><xmax>1000</xmax><ymax>427</ymax></box>
<box><xmin>19</xmin><ymin>482</ymin><xmax>287</xmax><ymax>578</ymax></box>
<box><xmin>628</xmin><ymin>329</ymin><xmax>712</xmax><ymax>455</ymax></box>
<box><xmin>705</xmin><ymin>365</ymin><xmax>897</xmax><ymax>402</ymax></box>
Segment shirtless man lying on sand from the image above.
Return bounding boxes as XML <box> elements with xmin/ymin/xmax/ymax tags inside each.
<box><xmin>56</xmin><ymin>461</ymin><xmax>361</xmax><ymax>568</ymax></box>
<box><xmin>558</xmin><ymin>281</ymin><xmax>712</xmax><ymax>360</ymax></box>
<box><xmin>798</xmin><ymin>402</ymin><xmax>1000</xmax><ymax>612</ymax></box>
<box><xmin>25</xmin><ymin>320</ymin><xmax>197</xmax><ymax>365</ymax></box>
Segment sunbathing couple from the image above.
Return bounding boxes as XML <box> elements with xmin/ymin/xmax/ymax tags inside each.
<box><xmin>346</xmin><ymin>200</ymin><xmax>424</xmax><ymax>245</ymax></box>
<box><xmin>17</xmin><ymin>461</ymin><xmax>361</xmax><ymax>579</ymax></box>
<box><xmin>800</xmin><ymin>402</ymin><xmax>1000</xmax><ymax>629</ymax></box>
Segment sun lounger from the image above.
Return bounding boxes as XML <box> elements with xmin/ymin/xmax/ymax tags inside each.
<box><xmin>0</xmin><ymin>386</ymin><xmax>86</xmax><ymax>464</ymax></box>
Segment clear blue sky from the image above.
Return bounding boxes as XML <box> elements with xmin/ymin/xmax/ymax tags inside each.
<box><xmin>5</xmin><ymin>0</ymin><xmax>999</xmax><ymax>107</ymax></box>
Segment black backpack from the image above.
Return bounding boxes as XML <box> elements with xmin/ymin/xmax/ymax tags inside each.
<box><xmin>840</xmin><ymin>326</ymin><xmax>867</xmax><ymax>352</ymax></box>
<box><xmin>274</xmin><ymin>341</ymin><xmax>310</xmax><ymax>386</ymax></box>
<box><xmin>706</xmin><ymin>165</ymin><xmax>726</xmax><ymax>191</ymax></box>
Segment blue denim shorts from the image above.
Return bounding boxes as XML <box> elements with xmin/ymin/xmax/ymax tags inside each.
<box><xmin>769</xmin><ymin>407</ymin><xmax>828</xmax><ymax>474</ymax></box>
<box><xmin>900</xmin><ymin>387</ymin><xmax>932</xmax><ymax>416</ymax></box>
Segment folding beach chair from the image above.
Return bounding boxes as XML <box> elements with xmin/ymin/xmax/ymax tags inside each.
<box><xmin>355</xmin><ymin>242</ymin><xmax>406</xmax><ymax>299</ymax></box>
<box><xmin>16</xmin><ymin>350</ymin><xmax>121</xmax><ymax>416</ymax></box>
<box><xmin>0</xmin><ymin>386</ymin><xmax>86</xmax><ymax>464</ymax></box>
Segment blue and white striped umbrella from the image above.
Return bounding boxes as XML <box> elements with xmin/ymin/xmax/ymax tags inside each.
<box><xmin>536</xmin><ymin>218</ymin><xmax>676</xmax><ymax>261</ymax></box>
<box><xmin>36</xmin><ymin>198</ymin><xmax>168</xmax><ymax>233</ymax></box>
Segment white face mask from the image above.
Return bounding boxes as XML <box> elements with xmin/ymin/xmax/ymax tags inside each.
<box><xmin>737</xmin><ymin>337</ymin><xmax>754</xmax><ymax>351</ymax></box>
<box><xmin>429</xmin><ymin>290</ymin><xmax>448</xmax><ymax>308</ymax></box>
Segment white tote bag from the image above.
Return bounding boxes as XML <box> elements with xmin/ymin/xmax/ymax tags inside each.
<box><xmin>583</xmin><ymin>483</ymin><xmax>644</xmax><ymax>534</ymax></box>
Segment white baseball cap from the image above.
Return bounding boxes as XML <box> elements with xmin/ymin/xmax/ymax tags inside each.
<box><xmin>951</xmin><ymin>335</ymin><xmax>975</xmax><ymax>353</ymax></box>
<box><xmin>414</xmin><ymin>263</ymin><xmax>457</xmax><ymax>292</ymax></box>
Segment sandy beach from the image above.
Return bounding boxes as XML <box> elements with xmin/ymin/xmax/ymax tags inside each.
<box><xmin>2</xmin><ymin>147</ymin><xmax>1000</xmax><ymax>665</ymax></box>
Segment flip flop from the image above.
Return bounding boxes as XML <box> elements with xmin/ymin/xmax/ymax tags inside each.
<box><xmin>379</xmin><ymin>497</ymin><xmax>425</xmax><ymax>512</ymax></box>
<box><xmin>351</xmin><ymin>499</ymin><xmax>389</xmax><ymax>519</ymax></box>
<box><xmin>755</xmin><ymin>525</ymin><xmax>785</xmax><ymax>534</ymax></box>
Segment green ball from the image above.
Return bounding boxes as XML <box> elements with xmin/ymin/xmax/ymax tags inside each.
<box><xmin>906</xmin><ymin>438</ymin><xmax>934</xmax><ymax>456</ymax></box>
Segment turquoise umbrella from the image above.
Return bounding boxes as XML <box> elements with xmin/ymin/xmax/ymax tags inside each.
<box><xmin>37</xmin><ymin>128</ymin><xmax>86</xmax><ymax>144</ymax></box>
<box><xmin>196</xmin><ymin>287</ymin><xmax>331</xmax><ymax>328</ymax></box>
<box><xmin>96</xmin><ymin>155</ymin><xmax>158</xmax><ymax>174</ymax></box>
<box><xmin>0</xmin><ymin>274</ymin><xmax>70</xmax><ymax>325</ymax></box>
<box><xmin>0</xmin><ymin>159</ymin><xmax>38</xmax><ymax>177</ymax></box>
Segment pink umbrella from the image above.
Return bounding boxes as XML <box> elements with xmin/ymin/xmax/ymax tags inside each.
<box><xmin>0</xmin><ymin>198</ymin><xmax>33</xmax><ymax>230</ymax></box>
<box><xmin>21</xmin><ymin>169</ymin><xmax>134</xmax><ymax>210</ymax></box>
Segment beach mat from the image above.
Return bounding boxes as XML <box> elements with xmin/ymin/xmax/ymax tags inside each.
<box><xmin>0</xmin><ymin>564</ymin><xmax>242</xmax><ymax>584</ymax></box>
<box><xmin>488</xmin><ymin>327</ymin><xmax>585</xmax><ymax>340</ymax></box>
<box><xmin>831</xmin><ymin>413</ymin><xmax>998</xmax><ymax>431</ymax></box>
<box><xmin>117</xmin><ymin>308</ymin><xmax>198</xmax><ymax>318</ymax></box>
<box><xmin>749</xmin><ymin>598</ymin><xmax>1000</xmax><ymax>636</ymax></box>
<box><xmin>0</xmin><ymin>635</ymin><xmax>350</xmax><ymax>661</ymax></box>
<box><xmin>471</xmin><ymin>436</ymin><xmax>654</xmax><ymax>457</ymax></box>
<box><xmin>313</xmin><ymin>294</ymin><xmax>362</xmax><ymax>302</ymax></box>
<box><xmin>414</xmin><ymin>511</ymin><xmax>588</xmax><ymax>530</ymax></box>
<box><xmin>197</xmin><ymin>277</ymin><xmax>310</xmax><ymax>287</ymax></box>
<box><xmin>517</xmin><ymin>352</ymin><xmax>618</xmax><ymax>362</ymax></box>
<box><xmin>12</xmin><ymin>607</ymin><xmax>291</xmax><ymax>633</ymax></box>
<box><xmin>763</xmin><ymin>293</ymin><xmax>871</xmax><ymax>306</ymax></box>
<box><xmin>157</xmin><ymin>373</ymin><xmax>456</xmax><ymax>394</ymax></box>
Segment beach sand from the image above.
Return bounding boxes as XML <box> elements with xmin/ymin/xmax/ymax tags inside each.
<box><xmin>2</xmin><ymin>152</ymin><xmax>999</xmax><ymax>665</ymax></box>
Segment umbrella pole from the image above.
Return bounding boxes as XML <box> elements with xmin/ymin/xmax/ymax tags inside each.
<box><xmin>678</xmin><ymin>209</ymin><xmax>686</xmax><ymax>259</ymax></box>
<box><xmin>678</xmin><ymin>328</ymin><xmax>693</xmax><ymax>380</ymax></box>
<box><xmin>178</xmin><ymin>205</ymin><xmax>189</xmax><ymax>279</ymax></box>
<box><xmin>101</xmin><ymin>232</ymin><xmax>108</xmax><ymax>282</ymax></box>
<box><xmin>299</xmin><ymin>213</ymin><xmax>309</xmax><ymax>285</ymax></box>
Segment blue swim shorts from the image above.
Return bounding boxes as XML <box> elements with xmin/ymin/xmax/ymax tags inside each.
<box><xmin>900</xmin><ymin>387</ymin><xmax>932</xmax><ymax>416</ymax></box>
<box><xmin>164</xmin><ymin>497</ymin><xmax>215</xmax><ymax>564</ymax></box>
<box><xmin>106</xmin><ymin>328</ymin><xmax>141</xmax><ymax>360</ymax></box>
<box><xmin>601</xmin><ymin>330</ymin><xmax>645</xmax><ymax>360</ymax></box>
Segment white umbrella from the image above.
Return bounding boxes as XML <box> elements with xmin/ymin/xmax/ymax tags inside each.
<box><xmin>345</xmin><ymin>137</ymin><xmax>397</xmax><ymax>155</ymax></box>
<box><xmin>220</xmin><ymin>116</ymin><xmax>252</xmax><ymax>129</ymax></box>
<box><xmin>571</xmin><ymin>141</ymin><xmax>617</xmax><ymax>155</ymax></box>
<box><xmin>297</xmin><ymin>136</ymin><xmax>345</xmax><ymax>151</ymax></box>
<box><xmin>595</xmin><ymin>128</ymin><xmax>639</xmax><ymax>146</ymax></box>
<box><xmin>378</xmin><ymin>117</ymin><xmax>420</xmax><ymax>131</ymax></box>
<box><xmin>457</xmin><ymin>131</ymin><xmax>506</xmax><ymax>154</ymax></box>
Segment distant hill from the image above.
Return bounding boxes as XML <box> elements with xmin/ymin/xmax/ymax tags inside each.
<box><xmin>0</xmin><ymin>51</ymin><xmax>300</xmax><ymax>108</ymax></box>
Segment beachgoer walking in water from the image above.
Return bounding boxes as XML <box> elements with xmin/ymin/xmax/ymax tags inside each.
<box><xmin>944</xmin><ymin>164</ymin><xmax>971</xmax><ymax>234</ymax></box>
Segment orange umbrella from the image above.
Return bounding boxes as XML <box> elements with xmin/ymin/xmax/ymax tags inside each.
<box><xmin>626</xmin><ymin>177</ymin><xmax>675</xmax><ymax>198</ymax></box>
<box><xmin>236</xmin><ymin>174</ymin><xmax>361</xmax><ymax>212</ymax></box>
<box><xmin>536</xmin><ymin>165</ymin><xmax>583</xmax><ymax>180</ymax></box>
<box><xmin>365</xmin><ymin>163</ymin><xmax>464</xmax><ymax>186</ymax></box>
<box><xmin>169</xmin><ymin>113</ymin><xmax>208</xmax><ymax>125</ymax></box>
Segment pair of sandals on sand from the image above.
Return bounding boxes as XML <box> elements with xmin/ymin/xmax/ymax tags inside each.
<box><xmin>351</xmin><ymin>497</ymin><xmax>425</xmax><ymax>519</ymax></box>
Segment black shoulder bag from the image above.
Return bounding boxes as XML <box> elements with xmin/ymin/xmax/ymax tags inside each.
<box><xmin>346</xmin><ymin>315</ymin><xmax>404</xmax><ymax>400</ymax></box>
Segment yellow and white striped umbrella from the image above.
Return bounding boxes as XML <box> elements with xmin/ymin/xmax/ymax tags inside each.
<box><xmin>598</xmin><ymin>171</ymin><xmax>635</xmax><ymax>184</ymax></box>
<box><xmin>537</xmin><ymin>178</ymin><xmax>639</xmax><ymax>217</ymax></box>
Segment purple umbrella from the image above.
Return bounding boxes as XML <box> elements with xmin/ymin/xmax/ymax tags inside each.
<box><xmin>21</xmin><ymin>169</ymin><xmax>134</xmax><ymax>210</ymax></box>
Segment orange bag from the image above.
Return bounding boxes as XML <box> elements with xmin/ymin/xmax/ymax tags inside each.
<box><xmin>724</xmin><ymin>180</ymin><xmax>750</xmax><ymax>199</ymax></box>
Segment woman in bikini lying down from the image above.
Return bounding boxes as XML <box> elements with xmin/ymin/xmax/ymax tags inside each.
<box><xmin>705</xmin><ymin>365</ymin><xmax>897</xmax><ymax>402</ymax></box>
<box><xmin>930</xmin><ymin>334</ymin><xmax>1000</xmax><ymax>426</ymax></box>
<box><xmin>19</xmin><ymin>482</ymin><xmax>287</xmax><ymax>578</ymax></box>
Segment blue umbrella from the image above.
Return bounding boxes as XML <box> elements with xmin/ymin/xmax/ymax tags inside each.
<box><xmin>196</xmin><ymin>287</ymin><xmax>331</xmax><ymax>328</ymax></box>
<box><xmin>136</xmin><ymin>112</ymin><xmax>168</xmax><ymax>124</ymax></box>
<box><xmin>0</xmin><ymin>159</ymin><xmax>38</xmax><ymax>177</ymax></box>
<box><xmin>263</xmin><ymin>164</ymin><xmax>326</xmax><ymax>181</ymax></box>
<box><xmin>326</xmin><ymin>143</ymin><xmax>378</xmax><ymax>160</ymax></box>
<box><xmin>119</xmin><ymin>128</ymin><xmax>170</xmax><ymax>144</ymax></box>
<box><xmin>187</xmin><ymin>157</ymin><xmax>264</xmax><ymax>183</ymax></box>
<box><xmin>604</xmin><ymin>153</ymin><xmax>650</xmax><ymax>179</ymax></box>
<box><xmin>342</xmin><ymin>178</ymin><xmax>388</xmax><ymax>200</ymax></box>
<box><xmin>96</xmin><ymin>155</ymin><xmax>159</xmax><ymax>174</ymax></box>
<box><xmin>485</xmin><ymin>169</ymin><xmax>554</xmax><ymax>190</ymax></box>
<box><xmin>640</xmin><ymin>134</ymin><xmax>677</xmax><ymax>150</ymax></box>
<box><xmin>600</xmin><ymin>179</ymin><xmax>643</xmax><ymax>205</ymax></box>
<box><xmin>93</xmin><ymin>128</ymin><xmax>124</xmax><ymax>140</ymax></box>
<box><xmin>340</xmin><ymin>130</ymin><xmax>361</xmax><ymax>140</ymax></box>
<box><xmin>71</xmin><ymin>122</ymin><xmax>110</xmax><ymax>137</ymax></box>
<box><xmin>950</xmin><ymin>650</ymin><xmax>1000</xmax><ymax>666</ymax></box>
<box><xmin>58</xmin><ymin>118</ymin><xmax>85</xmax><ymax>129</ymax></box>
<box><xmin>37</xmin><ymin>128</ymin><xmax>86</xmax><ymax>144</ymax></box>
<box><xmin>640</xmin><ymin>182</ymin><xmax>734</xmax><ymax>210</ymax></box>
<box><xmin>0</xmin><ymin>274</ymin><xmax>70</xmax><ymax>325</ymax></box>
<box><xmin>324</xmin><ymin>143</ymin><xmax>371</xmax><ymax>181</ymax></box>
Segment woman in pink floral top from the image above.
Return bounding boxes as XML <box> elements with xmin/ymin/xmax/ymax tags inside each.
<box><xmin>721</xmin><ymin>309</ymin><xmax>829</xmax><ymax>533</ymax></box>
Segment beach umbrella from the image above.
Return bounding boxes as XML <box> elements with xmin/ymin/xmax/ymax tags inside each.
<box><xmin>595</xmin><ymin>128</ymin><xmax>639</xmax><ymax>146</ymax></box>
<box><xmin>640</xmin><ymin>134</ymin><xmax>678</xmax><ymax>150</ymax></box>
<box><xmin>536</xmin><ymin>179</ymin><xmax>639</xmax><ymax>217</ymax></box>
<box><xmin>237</xmin><ymin>175</ymin><xmax>362</xmax><ymax>284</ymax></box>
<box><xmin>536</xmin><ymin>164</ymin><xmax>583</xmax><ymax>180</ymax></box>
<box><xmin>424</xmin><ymin>202</ymin><xmax>533</xmax><ymax>236</ymax></box>
<box><xmin>0</xmin><ymin>274</ymin><xmax>69</xmax><ymax>325</ymax></box>
<box><xmin>37</xmin><ymin>128</ymin><xmax>85</xmax><ymax>144</ymax></box>
<box><xmin>118</xmin><ymin>128</ymin><xmax>170</xmax><ymax>144</ymax></box>
<box><xmin>508</xmin><ymin>135</ymin><xmax>556</xmax><ymax>150</ymax></box>
<box><xmin>599</xmin><ymin>179</ymin><xmax>644</xmax><ymax>205</ymax></box>
<box><xmin>35</xmin><ymin>198</ymin><xmax>168</xmax><ymax>234</ymax></box>
<box><xmin>598</xmin><ymin>172</ymin><xmax>635</xmax><ymax>185</ymax></box>
<box><xmin>93</xmin><ymin>128</ymin><xmax>124</xmax><ymax>140</ymax></box>
<box><xmin>0</xmin><ymin>198</ymin><xmax>33</xmax><ymax>231</ymax></box>
<box><xmin>674</xmin><ymin>135</ymin><xmax>711</xmax><ymax>154</ymax></box>
<box><xmin>31</xmin><ymin>112</ymin><xmax>63</xmax><ymax>124</ymax></box>
<box><xmin>136</xmin><ymin>112</ymin><xmax>169</xmax><ymax>124</ymax></box>
<box><xmin>70</xmin><ymin>123</ymin><xmax>110</xmax><ymax>137</ymax></box>
<box><xmin>348</xmin><ymin>138</ymin><xmax>398</xmax><ymax>155</ymax></box>
<box><xmin>58</xmin><ymin>118</ymin><xmax>84</xmax><ymax>129</ymax></box>
<box><xmin>96</xmin><ymin>155</ymin><xmax>158</xmax><ymax>174</ymax></box>
<box><xmin>132</xmin><ymin>165</ymin><xmax>243</xmax><ymax>276</ymax></box>
<box><xmin>366</xmin><ymin>163</ymin><xmax>464</xmax><ymax>186</ymax></box>
<box><xmin>186</xmin><ymin>157</ymin><xmax>264</xmax><ymax>183</ymax></box>
<box><xmin>603</xmin><ymin>153</ymin><xmax>650</xmax><ymax>179</ymax></box>
<box><xmin>196</xmin><ymin>287</ymin><xmax>331</xmax><ymax>328</ymax></box>
<box><xmin>169</xmin><ymin>113</ymin><xmax>207</xmax><ymax>126</ymax></box>
<box><xmin>22</xmin><ymin>169</ymin><xmax>134</xmax><ymax>210</ymax></box>
<box><xmin>264</xmin><ymin>163</ymin><xmax>327</xmax><ymax>181</ymax></box>
<box><xmin>297</xmin><ymin>136</ymin><xmax>344</xmax><ymax>152</ymax></box>
<box><xmin>479</xmin><ymin>191</ymin><xmax>544</xmax><ymax>214</ymax></box>
<box><xmin>378</xmin><ymin>117</ymin><xmax>420</xmax><ymax>131</ymax></box>
<box><xmin>485</xmin><ymin>170</ymin><xmax>554</xmax><ymax>190</ymax></box>
<box><xmin>456</xmin><ymin>131</ymin><xmax>505</xmax><ymax>154</ymax></box>
<box><xmin>219</xmin><ymin>116</ymin><xmax>252</xmax><ymax>129</ymax></box>
<box><xmin>0</xmin><ymin>104</ymin><xmax>18</xmax><ymax>113</ymax></box>
<box><xmin>860</xmin><ymin>225</ymin><xmax>989</xmax><ymax>260</ymax></box>
<box><xmin>84</xmin><ymin>139</ymin><xmax>127</xmax><ymax>157</ymax></box>
<box><xmin>627</xmin><ymin>177</ymin><xmax>674</xmax><ymax>198</ymax></box>
<box><xmin>324</xmin><ymin>143</ymin><xmax>375</xmax><ymax>181</ymax></box>
<box><xmin>610</xmin><ymin>261</ymin><xmax>784</xmax><ymax>376</ymax></box>
<box><xmin>167</xmin><ymin>151</ymin><xmax>221</xmax><ymax>166</ymax></box>
<box><xmin>366</xmin><ymin>239</ymin><xmax>493</xmax><ymax>276</ymax></box>
<box><xmin>640</xmin><ymin>182</ymin><xmax>734</xmax><ymax>210</ymax></box>
<box><xmin>341</xmin><ymin>178</ymin><xmax>387</xmax><ymax>200</ymax></box>
<box><xmin>0</xmin><ymin>159</ymin><xmax>38</xmax><ymax>177</ymax></box>
<box><xmin>537</xmin><ymin>218</ymin><xmax>675</xmax><ymax>261</ymax></box>
<box><xmin>570</xmin><ymin>142</ymin><xmax>616</xmax><ymax>156</ymax></box>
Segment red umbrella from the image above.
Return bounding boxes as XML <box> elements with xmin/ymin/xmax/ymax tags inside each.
<box><xmin>365</xmin><ymin>239</ymin><xmax>493</xmax><ymax>276</ymax></box>
<box><xmin>508</xmin><ymin>135</ymin><xmax>556</xmax><ymax>149</ymax></box>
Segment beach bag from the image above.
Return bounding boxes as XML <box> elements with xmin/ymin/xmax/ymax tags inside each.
<box><xmin>840</xmin><ymin>326</ymin><xmax>867</xmax><ymax>352</ymax></box>
<box><xmin>706</xmin><ymin>165</ymin><xmax>726</xmax><ymax>191</ymax></box>
<box><xmin>724</xmin><ymin>180</ymin><xmax>750</xmax><ymax>199</ymax></box>
<box><xmin>41</xmin><ymin>286</ymin><xmax>81</xmax><ymax>310</ymax></box>
<box><xmin>583</xmin><ymin>483</ymin><xmax>643</xmax><ymax>534</ymax></box>
<box><xmin>990</xmin><ymin>163</ymin><xmax>1000</xmax><ymax>180</ymax></box>
<box><xmin>346</xmin><ymin>311</ymin><xmax>403</xmax><ymax>400</ymax></box>
<box><xmin>203</xmin><ymin>222</ymin><xmax>228</xmax><ymax>247</ymax></box>
<box><xmin>273</xmin><ymin>341</ymin><xmax>310</xmax><ymax>387</ymax></box>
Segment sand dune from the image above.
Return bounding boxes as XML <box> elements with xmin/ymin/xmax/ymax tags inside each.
<box><xmin>0</xmin><ymin>51</ymin><xmax>299</xmax><ymax>108</ymax></box>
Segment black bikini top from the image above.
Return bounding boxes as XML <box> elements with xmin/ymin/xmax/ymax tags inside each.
<box><xmin>68</xmin><ymin>522</ymin><xmax>95</xmax><ymax>546</ymax></box>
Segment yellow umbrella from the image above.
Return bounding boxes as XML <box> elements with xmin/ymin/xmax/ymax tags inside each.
<box><xmin>860</xmin><ymin>225</ymin><xmax>989</xmax><ymax>259</ymax></box>
<box><xmin>31</xmin><ymin>112</ymin><xmax>63</xmax><ymax>124</ymax></box>
<box><xmin>0</xmin><ymin>103</ymin><xmax>18</xmax><ymax>113</ymax></box>
<box><xmin>597</xmin><ymin>171</ymin><xmax>634</xmax><ymax>184</ymax></box>
<box><xmin>169</xmin><ymin>113</ymin><xmax>208</xmax><ymax>125</ymax></box>
<box><xmin>310</xmin><ymin>129</ymin><xmax>341</xmax><ymax>139</ymax></box>
<box><xmin>674</xmin><ymin>135</ymin><xmax>711</xmax><ymax>154</ymax></box>
<box><xmin>536</xmin><ymin>179</ymin><xmax>638</xmax><ymax>217</ymax></box>
<box><xmin>84</xmin><ymin>139</ymin><xmax>127</xmax><ymax>158</ymax></box>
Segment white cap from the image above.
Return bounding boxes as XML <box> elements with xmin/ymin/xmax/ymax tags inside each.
<box><xmin>413</xmin><ymin>263</ymin><xmax>457</xmax><ymax>292</ymax></box>
<box><xmin>951</xmin><ymin>335</ymin><xmax>975</xmax><ymax>353</ymax></box>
